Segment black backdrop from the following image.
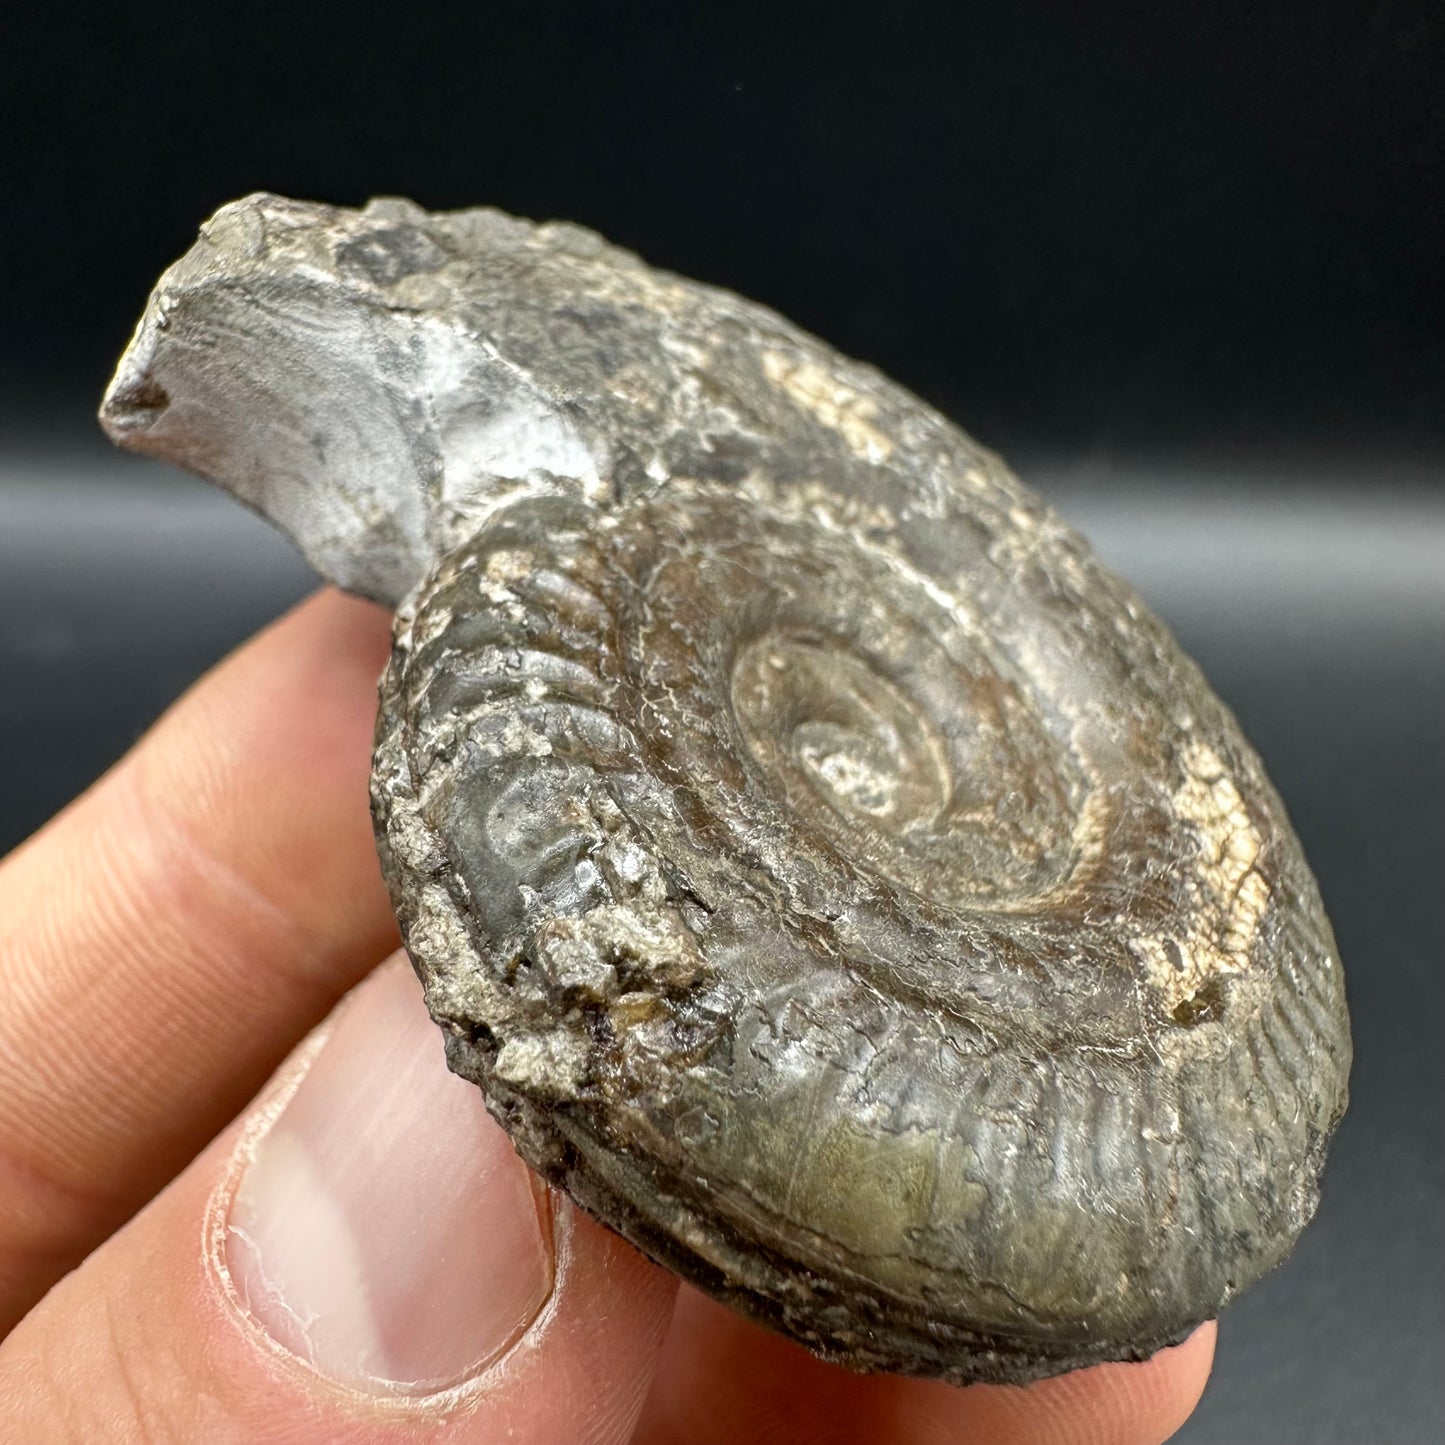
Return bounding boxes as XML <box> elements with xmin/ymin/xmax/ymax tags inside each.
<box><xmin>2</xmin><ymin>1</ymin><xmax>1442</xmax><ymax>464</ymax></box>
<box><xmin>2</xmin><ymin>6</ymin><xmax>1442</xmax><ymax>1443</ymax></box>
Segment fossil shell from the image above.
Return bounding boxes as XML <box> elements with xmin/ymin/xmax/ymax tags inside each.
<box><xmin>101</xmin><ymin>194</ymin><xmax>1351</xmax><ymax>1385</ymax></box>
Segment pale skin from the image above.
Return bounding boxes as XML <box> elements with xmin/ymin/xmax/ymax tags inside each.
<box><xmin>0</xmin><ymin>588</ymin><xmax>1215</xmax><ymax>1443</ymax></box>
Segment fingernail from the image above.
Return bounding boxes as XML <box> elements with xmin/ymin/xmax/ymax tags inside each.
<box><xmin>225</xmin><ymin>957</ymin><xmax>553</xmax><ymax>1393</ymax></box>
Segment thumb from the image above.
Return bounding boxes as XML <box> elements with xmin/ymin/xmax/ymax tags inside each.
<box><xmin>0</xmin><ymin>956</ymin><xmax>677</xmax><ymax>1444</ymax></box>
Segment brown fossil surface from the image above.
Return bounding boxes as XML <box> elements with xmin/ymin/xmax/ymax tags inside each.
<box><xmin>100</xmin><ymin>194</ymin><xmax>1352</xmax><ymax>1385</ymax></box>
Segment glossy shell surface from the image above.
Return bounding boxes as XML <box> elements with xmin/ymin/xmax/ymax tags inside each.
<box><xmin>102</xmin><ymin>195</ymin><xmax>1352</xmax><ymax>1384</ymax></box>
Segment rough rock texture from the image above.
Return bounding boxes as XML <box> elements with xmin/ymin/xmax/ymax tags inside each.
<box><xmin>101</xmin><ymin>194</ymin><xmax>1352</xmax><ymax>1385</ymax></box>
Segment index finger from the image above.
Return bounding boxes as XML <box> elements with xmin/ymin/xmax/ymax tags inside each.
<box><xmin>0</xmin><ymin>588</ymin><xmax>398</xmax><ymax>1334</ymax></box>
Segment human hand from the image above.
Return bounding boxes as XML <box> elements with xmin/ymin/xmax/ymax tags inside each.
<box><xmin>0</xmin><ymin>589</ymin><xmax>1214</xmax><ymax>1443</ymax></box>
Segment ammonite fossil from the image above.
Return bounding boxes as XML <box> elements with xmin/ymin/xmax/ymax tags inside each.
<box><xmin>100</xmin><ymin>194</ymin><xmax>1351</xmax><ymax>1386</ymax></box>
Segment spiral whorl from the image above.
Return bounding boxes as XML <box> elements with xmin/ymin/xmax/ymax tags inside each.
<box><xmin>372</xmin><ymin>481</ymin><xmax>1348</xmax><ymax>1383</ymax></box>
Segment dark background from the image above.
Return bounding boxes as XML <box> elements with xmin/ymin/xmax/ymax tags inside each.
<box><xmin>3</xmin><ymin>1</ymin><xmax>1444</xmax><ymax>463</ymax></box>
<box><xmin>2</xmin><ymin>5</ymin><xmax>1441</xmax><ymax>1441</ymax></box>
